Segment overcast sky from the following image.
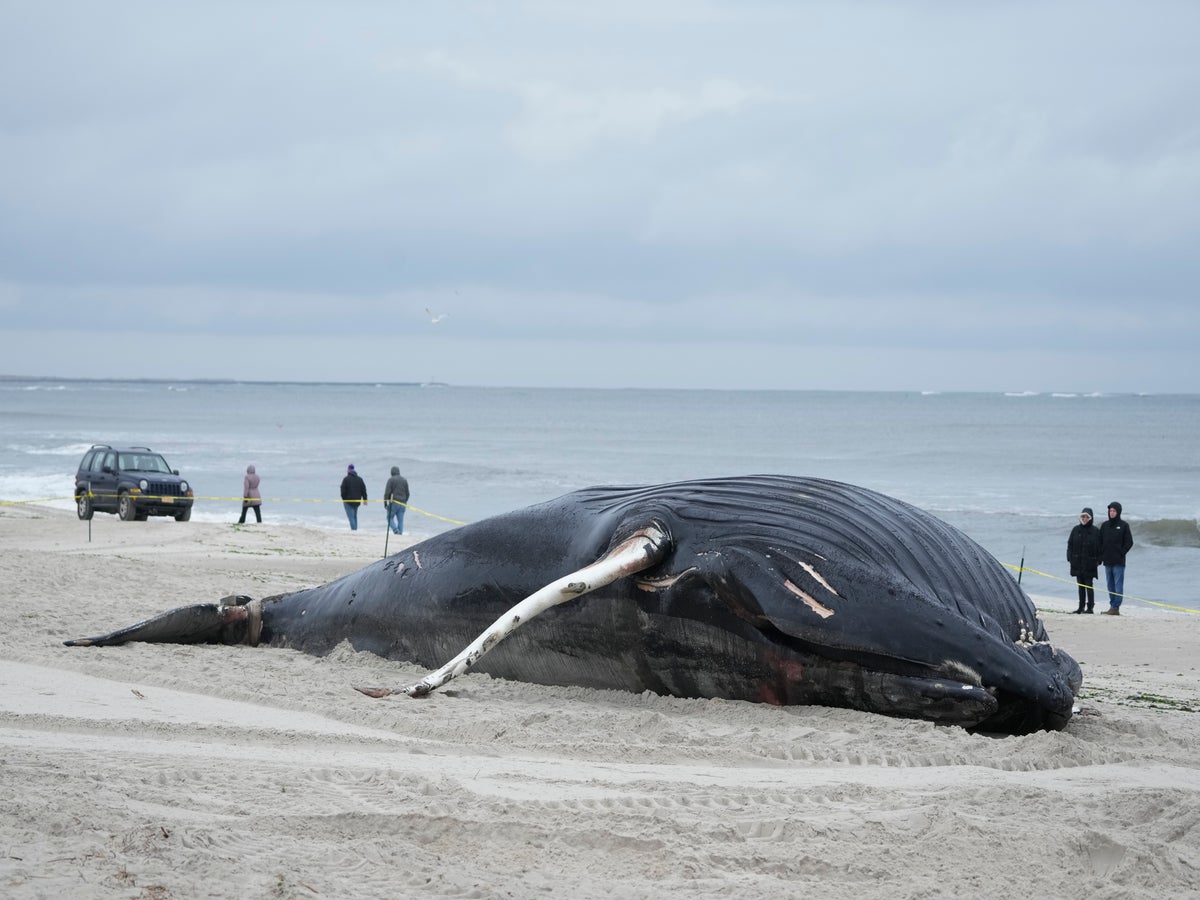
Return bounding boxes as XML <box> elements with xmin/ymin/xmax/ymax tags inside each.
<box><xmin>2</xmin><ymin>2</ymin><xmax>1198</xmax><ymax>392</ymax></box>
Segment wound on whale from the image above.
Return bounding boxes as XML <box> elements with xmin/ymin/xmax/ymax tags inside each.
<box><xmin>65</xmin><ymin>475</ymin><xmax>1082</xmax><ymax>735</ymax></box>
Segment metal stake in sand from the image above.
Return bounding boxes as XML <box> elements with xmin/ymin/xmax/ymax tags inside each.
<box><xmin>382</xmin><ymin>503</ymin><xmax>391</xmax><ymax>559</ymax></box>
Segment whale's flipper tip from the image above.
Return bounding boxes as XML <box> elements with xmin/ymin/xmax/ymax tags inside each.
<box><xmin>353</xmin><ymin>683</ymin><xmax>437</xmax><ymax>699</ymax></box>
<box><xmin>353</xmin><ymin>685</ymin><xmax>399</xmax><ymax>699</ymax></box>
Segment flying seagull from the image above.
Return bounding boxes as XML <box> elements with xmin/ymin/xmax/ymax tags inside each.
<box><xmin>425</xmin><ymin>307</ymin><xmax>448</xmax><ymax>325</ymax></box>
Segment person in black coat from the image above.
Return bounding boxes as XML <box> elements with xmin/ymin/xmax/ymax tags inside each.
<box><xmin>1066</xmin><ymin>507</ymin><xmax>1102</xmax><ymax>614</ymax></box>
<box><xmin>1098</xmin><ymin>500</ymin><xmax>1134</xmax><ymax>615</ymax></box>
<box><xmin>340</xmin><ymin>464</ymin><xmax>368</xmax><ymax>531</ymax></box>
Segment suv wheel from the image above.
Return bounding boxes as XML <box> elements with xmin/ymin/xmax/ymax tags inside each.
<box><xmin>76</xmin><ymin>492</ymin><xmax>94</xmax><ymax>520</ymax></box>
<box><xmin>175</xmin><ymin>506</ymin><xmax>192</xmax><ymax>522</ymax></box>
<box><xmin>118</xmin><ymin>492</ymin><xmax>138</xmax><ymax>522</ymax></box>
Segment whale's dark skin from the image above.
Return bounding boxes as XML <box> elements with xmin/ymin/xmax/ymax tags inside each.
<box><xmin>65</xmin><ymin>475</ymin><xmax>1081</xmax><ymax>735</ymax></box>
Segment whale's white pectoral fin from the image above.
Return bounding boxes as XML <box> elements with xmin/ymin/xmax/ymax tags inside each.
<box><xmin>355</xmin><ymin>524</ymin><xmax>671</xmax><ymax>700</ymax></box>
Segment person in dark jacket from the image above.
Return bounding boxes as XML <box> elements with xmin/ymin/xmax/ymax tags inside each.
<box><xmin>340</xmin><ymin>464</ymin><xmax>368</xmax><ymax>531</ymax></box>
<box><xmin>1066</xmin><ymin>507</ymin><xmax>1102</xmax><ymax>614</ymax></box>
<box><xmin>1098</xmin><ymin>500</ymin><xmax>1134</xmax><ymax>615</ymax></box>
<box><xmin>383</xmin><ymin>466</ymin><xmax>410</xmax><ymax>535</ymax></box>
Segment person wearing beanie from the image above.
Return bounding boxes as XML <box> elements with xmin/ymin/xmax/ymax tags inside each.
<box><xmin>339</xmin><ymin>463</ymin><xmax>368</xmax><ymax>530</ymax></box>
<box><xmin>1066</xmin><ymin>507</ymin><xmax>1102</xmax><ymax>613</ymax></box>
<box><xmin>1098</xmin><ymin>500</ymin><xmax>1134</xmax><ymax>615</ymax></box>
<box><xmin>383</xmin><ymin>465</ymin><xmax>410</xmax><ymax>535</ymax></box>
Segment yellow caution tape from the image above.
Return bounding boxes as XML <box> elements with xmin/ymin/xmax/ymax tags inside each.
<box><xmin>1</xmin><ymin>494</ymin><xmax>468</xmax><ymax>526</ymax></box>
<box><xmin>1001</xmin><ymin>562</ymin><xmax>1198</xmax><ymax>614</ymax></box>
<box><xmin>392</xmin><ymin>502</ymin><xmax>467</xmax><ymax>527</ymax></box>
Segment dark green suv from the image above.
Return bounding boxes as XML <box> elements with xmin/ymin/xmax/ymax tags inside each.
<box><xmin>75</xmin><ymin>445</ymin><xmax>195</xmax><ymax>522</ymax></box>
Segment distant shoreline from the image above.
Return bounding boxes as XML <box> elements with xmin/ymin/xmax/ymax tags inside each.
<box><xmin>0</xmin><ymin>373</ymin><xmax>431</xmax><ymax>388</ymax></box>
<box><xmin>1</xmin><ymin>374</ymin><xmax>1192</xmax><ymax>397</ymax></box>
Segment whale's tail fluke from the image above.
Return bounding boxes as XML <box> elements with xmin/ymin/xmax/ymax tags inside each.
<box><xmin>64</xmin><ymin>595</ymin><xmax>262</xmax><ymax>647</ymax></box>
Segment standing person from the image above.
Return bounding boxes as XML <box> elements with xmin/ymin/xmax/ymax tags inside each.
<box><xmin>340</xmin><ymin>464</ymin><xmax>368</xmax><ymax>530</ymax></box>
<box><xmin>1066</xmin><ymin>507</ymin><xmax>1101</xmax><ymax>614</ymax></box>
<box><xmin>237</xmin><ymin>465</ymin><xmax>262</xmax><ymax>524</ymax></box>
<box><xmin>1099</xmin><ymin>500</ymin><xmax>1134</xmax><ymax>615</ymax></box>
<box><xmin>383</xmin><ymin>466</ymin><xmax>410</xmax><ymax>535</ymax></box>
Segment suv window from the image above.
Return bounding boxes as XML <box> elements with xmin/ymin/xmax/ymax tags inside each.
<box><xmin>119</xmin><ymin>453</ymin><xmax>171</xmax><ymax>474</ymax></box>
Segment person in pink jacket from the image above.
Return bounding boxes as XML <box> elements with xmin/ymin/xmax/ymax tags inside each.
<box><xmin>238</xmin><ymin>465</ymin><xmax>262</xmax><ymax>524</ymax></box>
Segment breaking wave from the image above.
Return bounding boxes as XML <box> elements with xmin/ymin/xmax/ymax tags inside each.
<box><xmin>1137</xmin><ymin>517</ymin><xmax>1200</xmax><ymax>549</ymax></box>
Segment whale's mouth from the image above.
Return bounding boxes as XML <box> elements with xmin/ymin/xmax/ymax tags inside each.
<box><xmin>739</xmin><ymin>625</ymin><xmax>1077</xmax><ymax>734</ymax></box>
<box><xmin>749</xmin><ymin>653</ymin><xmax>999</xmax><ymax>729</ymax></box>
<box><xmin>762</xmin><ymin>657</ymin><xmax>1074</xmax><ymax>735</ymax></box>
<box><xmin>853</xmin><ymin>668</ymin><xmax>999</xmax><ymax>728</ymax></box>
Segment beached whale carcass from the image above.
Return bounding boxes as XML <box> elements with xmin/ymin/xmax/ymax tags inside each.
<box><xmin>65</xmin><ymin>475</ymin><xmax>1081</xmax><ymax>734</ymax></box>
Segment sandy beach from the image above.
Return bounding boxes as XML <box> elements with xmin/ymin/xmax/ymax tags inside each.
<box><xmin>2</xmin><ymin>503</ymin><xmax>1198</xmax><ymax>899</ymax></box>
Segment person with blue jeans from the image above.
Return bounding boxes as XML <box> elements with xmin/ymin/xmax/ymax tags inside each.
<box><xmin>340</xmin><ymin>463</ymin><xmax>368</xmax><ymax>530</ymax></box>
<box><xmin>383</xmin><ymin>466</ymin><xmax>410</xmax><ymax>535</ymax></box>
<box><xmin>1099</xmin><ymin>500</ymin><xmax>1134</xmax><ymax>615</ymax></box>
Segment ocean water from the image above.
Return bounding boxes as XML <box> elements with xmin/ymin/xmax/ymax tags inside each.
<box><xmin>2</xmin><ymin>378</ymin><xmax>1198</xmax><ymax>612</ymax></box>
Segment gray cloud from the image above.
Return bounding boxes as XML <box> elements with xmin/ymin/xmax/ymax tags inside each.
<box><xmin>2</xmin><ymin>2</ymin><xmax>1198</xmax><ymax>390</ymax></box>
